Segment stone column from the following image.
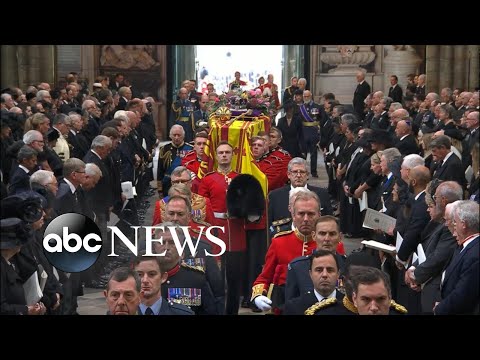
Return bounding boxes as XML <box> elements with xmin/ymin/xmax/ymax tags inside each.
<box><xmin>156</xmin><ymin>45</ymin><xmax>168</xmax><ymax>140</ymax></box>
<box><xmin>0</xmin><ymin>45</ymin><xmax>18</xmax><ymax>89</ymax></box>
<box><xmin>439</xmin><ymin>45</ymin><xmax>453</xmax><ymax>90</ymax></box>
<box><xmin>383</xmin><ymin>47</ymin><xmax>422</xmax><ymax>95</ymax></box>
<box><xmin>453</xmin><ymin>46</ymin><xmax>466</xmax><ymax>90</ymax></box>
<box><xmin>27</xmin><ymin>45</ymin><xmax>41</xmax><ymax>87</ymax></box>
<box><xmin>80</xmin><ymin>45</ymin><xmax>96</xmax><ymax>91</ymax></box>
<box><xmin>467</xmin><ymin>45</ymin><xmax>479</xmax><ymax>91</ymax></box>
<box><xmin>426</xmin><ymin>45</ymin><xmax>440</xmax><ymax>93</ymax></box>
<box><xmin>39</xmin><ymin>46</ymin><xmax>55</xmax><ymax>86</ymax></box>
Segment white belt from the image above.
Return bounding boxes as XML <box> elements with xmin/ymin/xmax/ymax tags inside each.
<box><xmin>213</xmin><ymin>212</ymin><xmax>228</xmax><ymax>219</ymax></box>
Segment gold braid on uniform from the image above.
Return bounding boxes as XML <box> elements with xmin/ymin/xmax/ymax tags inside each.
<box><xmin>191</xmin><ymin>193</ymin><xmax>207</xmax><ymax>221</ymax></box>
<box><xmin>181</xmin><ymin>262</ymin><xmax>205</xmax><ymax>274</ymax></box>
<box><xmin>343</xmin><ymin>296</ymin><xmax>358</xmax><ymax>314</ymax></box>
<box><xmin>273</xmin><ymin>230</ymin><xmax>293</xmax><ymax>238</ymax></box>
<box><xmin>251</xmin><ymin>284</ymin><xmax>266</xmax><ymax>301</ymax></box>
<box><xmin>304</xmin><ymin>298</ymin><xmax>337</xmax><ymax>315</ymax></box>
<box><xmin>159</xmin><ymin>146</ymin><xmax>173</xmax><ymax>170</ymax></box>
<box><xmin>390</xmin><ymin>300</ymin><xmax>408</xmax><ymax>314</ymax></box>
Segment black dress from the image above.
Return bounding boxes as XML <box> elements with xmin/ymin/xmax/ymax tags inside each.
<box><xmin>277</xmin><ymin>114</ymin><xmax>305</xmax><ymax>158</ymax></box>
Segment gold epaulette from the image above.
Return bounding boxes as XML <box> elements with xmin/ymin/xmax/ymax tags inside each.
<box><xmin>305</xmin><ymin>298</ymin><xmax>337</xmax><ymax>315</ymax></box>
<box><xmin>390</xmin><ymin>300</ymin><xmax>408</xmax><ymax>314</ymax></box>
<box><xmin>181</xmin><ymin>262</ymin><xmax>205</xmax><ymax>274</ymax></box>
<box><xmin>251</xmin><ymin>284</ymin><xmax>266</xmax><ymax>301</ymax></box>
<box><xmin>343</xmin><ymin>296</ymin><xmax>358</xmax><ymax>314</ymax></box>
<box><xmin>273</xmin><ymin>229</ymin><xmax>293</xmax><ymax>238</ymax></box>
<box><xmin>272</xmin><ymin>218</ymin><xmax>291</xmax><ymax>226</ymax></box>
<box><xmin>192</xmin><ymin>219</ymin><xmax>211</xmax><ymax>227</ymax></box>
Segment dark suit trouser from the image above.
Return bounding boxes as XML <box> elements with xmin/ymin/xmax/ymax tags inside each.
<box><xmin>223</xmin><ymin>251</ymin><xmax>246</xmax><ymax>315</ymax></box>
<box><xmin>303</xmin><ymin>130</ymin><xmax>319</xmax><ymax>175</ymax></box>
<box><xmin>243</xmin><ymin>229</ymin><xmax>267</xmax><ymax>301</ymax></box>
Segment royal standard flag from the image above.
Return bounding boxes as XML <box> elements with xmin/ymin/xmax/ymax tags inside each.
<box><xmin>198</xmin><ymin>115</ymin><xmax>270</xmax><ymax>197</ymax></box>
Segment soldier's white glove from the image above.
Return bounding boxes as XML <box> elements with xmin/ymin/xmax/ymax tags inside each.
<box><xmin>254</xmin><ymin>296</ymin><xmax>272</xmax><ymax>311</ymax></box>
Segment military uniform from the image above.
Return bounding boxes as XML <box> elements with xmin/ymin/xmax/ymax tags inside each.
<box><xmin>305</xmin><ymin>297</ymin><xmax>408</xmax><ymax>315</ymax></box>
<box><xmin>285</xmin><ymin>252</ymin><xmax>347</xmax><ymax>302</ymax></box>
<box><xmin>156</xmin><ymin>141</ymin><xmax>193</xmax><ymax>195</ymax></box>
<box><xmin>198</xmin><ymin>169</ymin><xmax>247</xmax><ymax>315</ymax></box>
<box><xmin>267</xmin><ymin>146</ymin><xmax>292</xmax><ymax>188</ymax></box>
<box><xmin>251</xmin><ymin>229</ymin><xmax>317</xmax><ymax>313</ymax></box>
<box><xmin>171</xmin><ymin>100</ymin><xmax>196</xmax><ymax>142</ymax></box>
<box><xmin>138</xmin><ymin>299</ymin><xmax>194</xmax><ymax>315</ymax></box>
<box><xmin>282</xmin><ymin>85</ymin><xmax>298</xmax><ymax>105</ymax></box>
<box><xmin>161</xmin><ymin>262</ymin><xmax>219</xmax><ymax>315</ymax></box>
<box><xmin>299</xmin><ymin>101</ymin><xmax>325</xmax><ymax>176</ymax></box>
<box><xmin>181</xmin><ymin>150</ymin><xmax>202</xmax><ymax>193</ymax></box>
<box><xmin>285</xmin><ymin>290</ymin><xmax>345</xmax><ymax>315</ymax></box>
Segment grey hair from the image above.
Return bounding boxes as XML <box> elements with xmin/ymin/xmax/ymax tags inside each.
<box><xmin>154</xmin><ymin>221</ymin><xmax>187</xmax><ymax>241</ymax></box>
<box><xmin>288</xmin><ymin>157</ymin><xmax>308</xmax><ymax>173</ymax></box>
<box><xmin>446</xmin><ymin>200</ymin><xmax>462</xmax><ymax>220</ymax></box>
<box><xmin>23</xmin><ymin>130</ymin><xmax>43</xmax><ymax>145</ymax></box>
<box><xmin>36</xmin><ymin>90</ymin><xmax>50</xmax><ymax>102</ymax></box>
<box><xmin>52</xmin><ymin>113</ymin><xmax>68</xmax><ymax>126</ymax></box>
<box><xmin>169</xmin><ymin>124</ymin><xmax>185</xmax><ymax>136</ymax></box>
<box><xmin>402</xmin><ymin>154</ymin><xmax>425</xmax><ymax>169</ymax></box>
<box><xmin>63</xmin><ymin>158</ymin><xmax>86</xmax><ymax>178</ymax></box>
<box><xmin>289</xmin><ymin>187</ymin><xmax>310</xmax><ymax>205</ymax></box>
<box><xmin>454</xmin><ymin>200</ymin><xmax>479</xmax><ymax>232</ymax></box>
<box><xmin>293</xmin><ymin>190</ymin><xmax>320</xmax><ymax>213</ymax></box>
<box><xmin>436</xmin><ymin>181</ymin><xmax>463</xmax><ymax>203</ymax></box>
<box><xmin>91</xmin><ymin>135</ymin><xmax>112</xmax><ymax>149</ymax></box>
<box><xmin>85</xmin><ymin>163</ymin><xmax>102</xmax><ymax>178</ymax></box>
<box><xmin>340</xmin><ymin>113</ymin><xmax>357</xmax><ymax>126</ymax></box>
<box><xmin>390</xmin><ymin>102</ymin><xmax>403</xmax><ymax>111</ymax></box>
<box><xmin>30</xmin><ymin>169</ymin><xmax>54</xmax><ymax>186</ymax></box>
<box><xmin>171</xmin><ymin>166</ymin><xmax>191</xmax><ymax>179</ymax></box>
<box><xmin>382</xmin><ymin>147</ymin><xmax>402</xmax><ymax>165</ymax></box>
<box><xmin>17</xmin><ymin>145</ymin><xmax>37</xmax><ymax>162</ymax></box>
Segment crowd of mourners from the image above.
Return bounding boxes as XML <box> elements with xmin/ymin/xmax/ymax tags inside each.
<box><xmin>1</xmin><ymin>70</ymin><xmax>478</xmax><ymax>315</ymax></box>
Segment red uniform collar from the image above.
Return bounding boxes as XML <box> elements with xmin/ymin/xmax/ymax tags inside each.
<box><xmin>166</xmin><ymin>263</ymin><xmax>181</xmax><ymax>278</ymax></box>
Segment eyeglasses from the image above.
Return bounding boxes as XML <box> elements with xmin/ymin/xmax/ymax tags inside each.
<box><xmin>289</xmin><ymin>170</ymin><xmax>307</xmax><ymax>175</ymax></box>
<box><xmin>171</xmin><ymin>179</ymin><xmax>190</xmax><ymax>184</ymax></box>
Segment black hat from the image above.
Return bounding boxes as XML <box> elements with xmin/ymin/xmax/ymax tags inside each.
<box><xmin>227</xmin><ymin>174</ymin><xmax>265</xmax><ymax>222</ymax></box>
<box><xmin>0</xmin><ymin>218</ymin><xmax>34</xmax><ymax>249</ymax></box>
<box><xmin>1</xmin><ymin>191</ymin><xmax>44</xmax><ymax>223</ymax></box>
<box><xmin>47</xmin><ymin>128</ymin><xmax>60</xmax><ymax>142</ymax></box>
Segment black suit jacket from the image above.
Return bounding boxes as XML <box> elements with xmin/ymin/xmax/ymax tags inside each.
<box><xmin>431</xmin><ymin>153</ymin><xmax>466</xmax><ymax>188</ymax></box>
<box><xmin>397</xmin><ymin>192</ymin><xmax>430</xmax><ymax>261</ymax></box>
<box><xmin>83</xmin><ymin>150</ymin><xmax>113</xmax><ymax>214</ymax></box>
<box><xmin>395</xmin><ymin>134</ymin><xmax>419</xmax><ymax>156</ymax></box>
<box><xmin>268</xmin><ymin>185</ymin><xmax>332</xmax><ymax>229</ymax></box>
<box><xmin>353</xmin><ymin>81</ymin><xmax>371</xmax><ymax>120</ymax></box>
<box><xmin>8</xmin><ymin>166</ymin><xmax>30</xmax><ymax>194</ymax></box>
<box><xmin>388</xmin><ymin>85</ymin><xmax>403</xmax><ymax>103</ymax></box>
<box><xmin>284</xmin><ymin>290</ymin><xmax>344</xmax><ymax>315</ymax></box>
<box><xmin>436</xmin><ymin>237</ymin><xmax>479</xmax><ymax>315</ymax></box>
<box><xmin>414</xmin><ymin>222</ymin><xmax>456</xmax><ymax>313</ymax></box>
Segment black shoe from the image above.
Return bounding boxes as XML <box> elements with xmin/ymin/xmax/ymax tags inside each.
<box><xmin>241</xmin><ymin>300</ymin><xmax>250</xmax><ymax>308</ymax></box>
<box><xmin>311</xmin><ymin>173</ymin><xmax>319</xmax><ymax>178</ymax></box>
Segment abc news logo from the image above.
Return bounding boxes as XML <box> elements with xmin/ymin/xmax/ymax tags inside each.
<box><xmin>43</xmin><ymin>213</ymin><xmax>227</xmax><ymax>273</ymax></box>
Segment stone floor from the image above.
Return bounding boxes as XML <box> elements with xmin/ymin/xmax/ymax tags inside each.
<box><xmin>78</xmin><ymin>152</ymin><xmax>363</xmax><ymax>315</ymax></box>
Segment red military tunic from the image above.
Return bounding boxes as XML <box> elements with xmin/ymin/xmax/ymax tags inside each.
<box><xmin>267</xmin><ymin>146</ymin><xmax>291</xmax><ymax>188</ymax></box>
<box><xmin>198</xmin><ymin>170</ymin><xmax>246</xmax><ymax>252</ymax></box>
<box><xmin>181</xmin><ymin>150</ymin><xmax>202</xmax><ymax>193</ymax></box>
<box><xmin>251</xmin><ymin>228</ymin><xmax>317</xmax><ymax>300</ymax></box>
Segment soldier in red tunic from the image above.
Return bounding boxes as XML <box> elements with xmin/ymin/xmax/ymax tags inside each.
<box><xmin>198</xmin><ymin>141</ymin><xmax>246</xmax><ymax>315</ymax></box>
<box><xmin>267</xmin><ymin>127</ymin><xmax>292</xmax><ymax>188</ymax></box>
<box><xmin>181</xmin><ymin>132</ymin><xmax>208</xmax><ymax>194</ymax></box>
<box><xmin>251</xmin><ymin>191</ymin><xmax>321</xmax><ymax>314</ymax></box>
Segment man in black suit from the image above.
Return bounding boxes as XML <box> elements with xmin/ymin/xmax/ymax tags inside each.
<box><xmin>405</xmin><ymin>181</ymin><xmax>462</xmax><ymax>314</ymax></box>
<box><xmin>388</xmin><ymin>75</ymin><xmax>403</xmax><ymax>103</ymax></box>
<box><xmin>430</xmin><ymin>135</ymin><xmax>466</xmax><ymax>188</ymax></box>
<box><xmin>394</xmin><ymin>120</ymin><xmax>419</xmax><ymax>156</ymax></box>
<box><xmin>284</xmin><ymin>250</ymin><xmax>343</xmax><ymax>315</ymax></box>
<box><xmin>353</xmin><ymin>70</ymin><xmax>371</xmax><ymax>121</ymax></box>
<box><xmin>435</xmin><ymin>200</ymin><xmax>479</xmax><ymax>315</ymax></box>
<box><xmin>268</xmin><ymin>157</ymin><xmax>332</xmax><ymax>234</ymax></box>
<box><xmin>8</xmin><ymin>146</ymin><xmax>37</xmax><ymax>195</ymax></box>
<box><xmin>396</xmin><ymin>166</ymin><xmax>431</xmax><ymax>264</ymax></box>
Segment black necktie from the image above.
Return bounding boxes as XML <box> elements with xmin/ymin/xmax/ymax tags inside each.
<box><xmin>145</xmin><ymin>307</ymin><xmax>154</xmax><ymax>315</ymax></box>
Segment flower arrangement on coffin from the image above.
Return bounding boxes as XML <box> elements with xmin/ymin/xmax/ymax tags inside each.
<box><xmin>206</xmin><ymin>88</ymin><xmax>277</xmax><ymax>119</ymax></box>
